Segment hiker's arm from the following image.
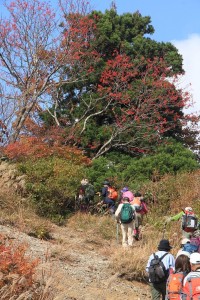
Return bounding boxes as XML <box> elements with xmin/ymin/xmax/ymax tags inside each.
<box><xmin>115</xmin><ymin>204</ymin><xmax>122</xmax><ymax>222</ymax></box>
<box><xmin>145</xmin><ymin>255</ymin><xmax>152</xmax><ymax>273</ymax></box>
<box><xmin>165</xmin><ymin>211</ymin><xmax>184</xmax><ymax>223</ymax></box>
<box><xmin>170</xmin><ymin>211</ymin><xmax>184</xmax><ymax>221</ymax></box>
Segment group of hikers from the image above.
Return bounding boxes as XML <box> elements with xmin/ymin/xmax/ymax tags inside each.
<box><xmin>78</xmin><ymin>179</ymin><xmax>200</xmax><ymax>299</ymax></box>
<box><xmin>146</xmin><ymin>207</ymin><xmax>200</xmax><ymax>299</ymax></box>
<box><xmin>77</xmin><ymin>178</ymin><xmax>148</xmax><ymax>240</ymax></box>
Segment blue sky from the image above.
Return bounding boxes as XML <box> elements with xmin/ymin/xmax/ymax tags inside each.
<box><xmin>1</xmin><ymin>0</ymin><xmax>200</xmax><ymax>114</ymax></box>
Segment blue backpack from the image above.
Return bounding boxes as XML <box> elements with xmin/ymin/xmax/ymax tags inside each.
<box><xmin>183</xmin><ymin>243</ymin><xmax>198</xmax><ymax>254</ymax></box>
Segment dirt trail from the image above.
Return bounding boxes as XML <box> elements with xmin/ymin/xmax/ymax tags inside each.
<box><xmin>0</xmin><ymin>161</ymin><xmax>151</xmax><ymax>299</ymax></box>
<box><xmin>0</xmin><ymin>222</ymin><xmax>151</xmax><ymax>300</ymax></box>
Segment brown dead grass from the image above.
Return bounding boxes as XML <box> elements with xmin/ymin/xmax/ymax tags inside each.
<box><xmin>1</xmin><ymin>169</ymin><xmax>200</xmax><ymax>290</ymax></box>
<box><xmin>0</xmin><ymin>190</ymin><xmax>53</xmax><ymax>240</ymax></box>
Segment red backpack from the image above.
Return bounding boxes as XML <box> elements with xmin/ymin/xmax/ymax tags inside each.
<box><xmin>183</xmin><ymin>275</ymin><xmax>200</xmax><ymax>299</ymax></box>
<box><xmin>166</xmin><ymin>272</ymin><xmax>185</xmax><ymax>300</ymax></box>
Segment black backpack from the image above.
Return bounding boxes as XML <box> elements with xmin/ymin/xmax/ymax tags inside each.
<box><xmin>148</xmin><ymin>253</ymin><xmax>168</xmax><ymax>283</ymax></box>
<box><xmin>181</xmin><ymin>214</ymin><xmax>198</xmax><ymax>232</ymax></box>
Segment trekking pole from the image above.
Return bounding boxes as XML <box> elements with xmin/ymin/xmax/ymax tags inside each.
<box><xmin>116</xmin><ymin>222</ymin><xmax>119</xmax><ymax>244</ymax></box>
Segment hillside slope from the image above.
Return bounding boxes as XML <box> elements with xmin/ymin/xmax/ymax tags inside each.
<box><xmin>0</xmin><ymin>221</ymin><xmax>151</xmax><ymax>300</ymax></box>
<box><xmin>0</xmin><ymin>161</ymin><xmax>151</xmax><ymax>299</ymax></box>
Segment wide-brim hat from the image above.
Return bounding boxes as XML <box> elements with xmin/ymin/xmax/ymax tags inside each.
<box><xmin>181</xmin><ymin>238</ymin><xmax>190</xmax><ymax>245</ymax></box>
<box><xmin>158</xmin><ymin>239</ymin><xmax>172</xmax><ymax>251</ymax></box>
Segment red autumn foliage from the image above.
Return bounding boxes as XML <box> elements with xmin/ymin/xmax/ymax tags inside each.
<box><xmin>0</xmin><ymin>234</ymin><xmax>39</xmax><ymax>292</ymax></box>
<box><xmin>4</xmin><ymin>136</ymin><xmax>91</xmax><ymax>164</ymax></box>
<box><xmin>98</xmin><ymin>55</ymin><xmax>189</xmax><ymax>131</ymax></box>
<box><xmin>2</xmin><ymin>115</ymin><xmax>91</xmax><ymax>164</ymax></box>
<box><xmin>0</xmin><ymin>0</ymin><xmax>100</xmax><ymax>143</ymax></box>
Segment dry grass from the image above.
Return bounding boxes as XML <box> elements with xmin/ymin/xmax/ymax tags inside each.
<box><xmin>67</xmin><ymin>212</ymin><xmax>116</xmax><ymax>241</ymax></box>
<box><xmin>0</xmin><ymin>190</ymin><xmax>53</xmax><ymax>239</ymax></box>
<box><xmin>1</xmin><ymin>169</ymin><xmax>200</xmax><ymax>290</ymax></box>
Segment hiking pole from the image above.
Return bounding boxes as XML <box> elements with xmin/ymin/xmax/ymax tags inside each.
<box><xmin>116</xmin><ymin>222</ymin><xmax>119</xmax><ymax>244</ymax></box>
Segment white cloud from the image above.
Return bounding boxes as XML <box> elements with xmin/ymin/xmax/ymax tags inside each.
<box><xmin>172</xmin><ymin>34</ymin><xmax>200</xmax><ymax>115</ymax></box>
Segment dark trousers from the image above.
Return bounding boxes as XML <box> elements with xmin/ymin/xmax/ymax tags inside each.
<box><xmin>103</xmin><ymin>198</ymin><xmax>115</xmax><ymax>209</ymax></box>
<box><xmin>150</xmin><ymin>281</ymin><xmax>167</xmax><ymax>300</ymax></box>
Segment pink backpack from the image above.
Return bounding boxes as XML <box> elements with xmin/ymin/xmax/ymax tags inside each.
<box><xmin>122</xmin><ymin>191</ymin><xmax>134</xmax><ymax>202</ymax></box>
<box><xmin>190</xmin><ymin>236</ymin><xmax>200</xmax><ymax>253</ymax></box>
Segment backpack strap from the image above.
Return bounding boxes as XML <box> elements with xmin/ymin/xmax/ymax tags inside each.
<box><xmin>159</xmin><ymin>252</ymin><xmax>168</xmax><ymax>261</ymax></box>
<box><xmin>153</xmin><ymin>252</ymin><xmax>168</xmax><ymax>261</ymax></box>
<box><xmin>188</xmin><ymin>278</ymin><xmax>193</xmax><ymax>299</ymax></box>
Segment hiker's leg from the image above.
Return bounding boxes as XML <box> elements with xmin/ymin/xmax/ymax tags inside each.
<box><xmin>127</xmin><ymin>222</ymin><xmax>134</xmax><ymax>246</ymax></box>
<box><xmin>150</xmin><ymin>283</ymin><xmax>161</xmax><ymax>300</ymax></box>
<box><xmin>137</xmin><ymin>213</ymin><xmax>142</xmax><ymax>227</ymax></box>
<box><xmin>121</xmin><ymin>223</ymin><xmax>128</xmax><ymax>247</ymax></box>
<box><xmin>156</xmin><ymin>281</ymin><xmax>167</xmax><ymax>300</ymax></box>
<box><xmin>135</xmin><ymin>212</ymin><xmax>139</xmax><ymax>229</ymax></box>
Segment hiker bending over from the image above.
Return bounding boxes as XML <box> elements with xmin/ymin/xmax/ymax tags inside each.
<box><xmin>146</xmin><ymin>239</ymin><xmax>175</xmax><ymax>300</ymax></box>
<box><xmin>182</xmin><ymin>252</ymin><xmax>200</xmax><ymax>299</ymax></box>
<box><xmin>101</xmin><ymin>181</ymin><xmax>118</xmax><ymax>214</ymax></box>
<box><xmin>115</xmin><ymin>197</ymin><xmax>135</xmax><ymax>247</ymax></box>
<box><xmin>176</xmin><ymin>238</ymin><xmax>193</xmax><ymax>259</ymax></box>
<box><xmin>130</xmin><ymin>192</ymin><xmax>148</xmax><ymax>240</ymax></box>
<box><xmin>165</xmin><ymin>207</ymin><xmax>198</xmax><ymax>239</ymax></box>
<box><xmin>166</xmin><ymin>253</ymin><xmax>191</xmax><ymax>299</ymax></box>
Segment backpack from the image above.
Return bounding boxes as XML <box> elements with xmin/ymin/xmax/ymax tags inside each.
<box><xmin>140</xmin><ymin>201</ymin><xmax>148</xmax><ymax>215</ymax></box>
<box><xmin>182</xmin><ymin>214</ymin><xmax>198</xmax><ymax>233</ymax></box>
<box><xmin>85</xmin><ymin>184</ymin><xmax>95</xmax><ymax>198</ymax></box>
<box><xmin>182</xmin><ymin>243</ymin><xmax>199</xmax><ymax>254</ymax></box>
<box><xmin>108</xmin><ymin>187</ymin><xmax>118</xmax><ymax>200</ymax></box>
<box><xmin>183</xmin><ymin>276</ymin><xmax>200</xmax><ymax>300</ymax></box>
<box><xmin>120</xmin><ymin>203</ymin><xmax>134</xmax><ymax>224</ymax></box>
<box><xmin>166</xmin><ymin>271</ymin><xmax>186</xmax><ymax>300</ymax></box>
<box><xmin>148</xmin><ymin>253</ymin><xmax>168</xmax><ymax>283</ymax></box>
<box><xmin>122</xmin><ymin>191</ymin><xmax>134</xmax><ymax>202</ymax></box>
<box><xmin>190</xmin><ymin>237</ymin><xmax>200</xmax><ymax>253</ymax></box>
<box><xmin>132</xmin><ymin>197</ymin><xmax>142</xmax><ymax>212</ymax></box>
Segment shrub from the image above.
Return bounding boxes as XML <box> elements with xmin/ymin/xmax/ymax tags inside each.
<box><xmin>86</xmin><ymin>140</ymin><xmax>199</xmax><ymax>192</ymax></box>
<box><xmin>0</xmin><ymin>234</ymin><xmax>39</xmax><ymax>298</ymax></box>
<box><xmin>17</xmin><ymin>156</ymin><xmax>86</xmax><ymax>219</ymax></box>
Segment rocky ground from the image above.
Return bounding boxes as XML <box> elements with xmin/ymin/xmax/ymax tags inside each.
<box><xmin>0</xmin><ymin>222</ymin><xmax>151</xmax><ymax>300</ymax></box>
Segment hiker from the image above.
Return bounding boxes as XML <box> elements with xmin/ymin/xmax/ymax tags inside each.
<box><xmin>115</xmin><ymin>197</ymin><xmax>135</xmax><ymax>247</ymax></box>
<box><xmin>77</xmin><ymin>179</ymin><xmax>95</xmax><ymax>208</ymax></box>
<box><xmin>120</xmin><ymin>187</ymin><xmax>134</xmax><ymax>202</ymax></box>
<box><xmin>166</xmin><ymin>254</ymin><xmax>191</xmax><ymax>300</ymax></box>
<box><xmin>182</xmin><ymin>252</ymin><xmax>200</xmax><ymax>299</ymax></box>
<box><xmin>130</xmin><ymin>192</ymin><xmax>148</xmax><ymax>240</ymax></box>
<box><xmin>165</xmin><ymin>207</ymin><xmax>198</xmax><ymax>238</ymax></box>
<box><xmin>190</xmin><ymin>229</ymin><xmax>200</xmax><ymax>253</ymax></box>
<box><xmin>176</xmin><ymin>238</ymin><xmax>192</xmax><ymax>259</ymax></box>
<box><xmin>146</xmin><ymin>239</ymin><xmax>175</xmax><ymax>300</ymax></box>
<box><xmin>101</xmin><ymin>180</ymin><xmax>118</xmax><ymax>214</ymax></box>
